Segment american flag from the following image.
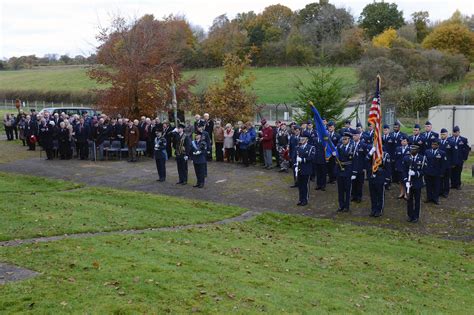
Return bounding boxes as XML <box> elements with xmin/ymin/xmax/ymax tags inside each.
<box><xmin>368</xmin><ymin>75</ymin><xmax>383</xmax><ymax>173</ymax></box>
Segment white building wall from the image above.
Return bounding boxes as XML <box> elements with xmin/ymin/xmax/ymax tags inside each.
<box><xmin>428</xmin><ymin>105</ymin><xmax>474</xmax><ymax>147</ymax></box>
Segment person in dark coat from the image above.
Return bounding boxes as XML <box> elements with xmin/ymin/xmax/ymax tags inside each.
<box><xmin>422</xmin><ymin>121</ymin><xmax>439</xmax><ymax>149</ymax></box>
<box><xmin>408</xmin><ymin>124</ymin><xmax>426</xmax><ymax>154</ymax></box>
<box><xmin>438</xmin><ymin>128</ymin><xmax>453</xmax><ymax>198</ymax></box>
<box><xmin>174</xmin><ymin>124</ymin><xmax>191</xmax><ymax>185</ymax></box>
<box><xmin>335</xmin><ymin>132</ymin><xmax>355</xmax><ymax>212</ymax></box>
<box><xmin>38</xmin><ymin>120</ymin><xmax>54</xmax><ymax>160</ymax></box>
<box><xmin>424</xmin><ymin>139</ymin><xmax>447</xmax><ymax>205</ymax></box>
<box><xmin>154</xmin><ymin>128</ymin><xmax>168</xmax><ymax>182</ymax></box>
<box><xmin>162</xmin><ymin>121</ymin><xmax>173</xmax><ymax>159</ymax></box>
<box><xmin>448</xmin><ymin>126</ymin><xmax>470</xmax><ymax>189</ymax></box>
<box><xmin>326</xmin><ymin>121</ymin><xmax>340</xmax><ymax>183</ymax></box>
<box><xmin>24</xmin><ymin>115</ymin><xmax>38</xmax><ymax>151</ymax></box>
<box><xmin>125</xmin><ymin>120</ymin><xmax>140</xmax><ymax>162</ymax></box>
<box><xmin>74</xmin><ymin>117</ymin><xmax>90</xmax><ymax>160</ymax></box>
<box><xmin>289</xmin><ymin>126</ymin><xmax>301</xmax><ymax>188</ymax></box>
<box><xmin>403</xmin><ymin>145</ymin><xmax>426</xmax><ymax>223</ymax></box>
<box><xmin>362</xmin><ymin>122</ymin><xmax>374</xmax><ymax>145</ymax></box>
<box><xmin>57</xmin><ymin>121</ymin><xmax>70</xmax><ymax>160</ymax></box>
<box><xmin>191</xmin><ymin>133</ymin><xmax>207</xmax><ymax>188</ymax></box>
<box><xmin>203</xmin><ymin>113</ymin><xmax>214</xmax><ymax>161</ymax></box>
<box><xmin>295</xmin><ymin>135</ymin><xmax>316</xmax><ymax>206</ymax></box>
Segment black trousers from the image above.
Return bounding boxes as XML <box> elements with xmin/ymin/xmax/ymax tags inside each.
<box><xmin>146</xmin><ymin>140</ymin><xmax>154</xmax><ymax>157</ymax></box>
<box><xmin>425</xmin><ymin>175</ymin><xmax>440</xmax><ymax>203</ymax></box>
<box><xmin>5</xmin><ymin>127</ymin><xmax>14</xmax><ymax>140</ymax></box>
<box><xmin>450</xmin><ymin>165</ymin><xmax>462</xmax><ymax>188</ymax></box>
<box><xmin>194</xmin><ymin>163</ymin><xmax>206</xmax><ymax>185</ymax></box>
<box><xmin>176</xmin><ymin>156</ymin><xmax>188</xmax><ymax>183</ymax></box>
<box><xmin>298</xmin><ymin>174</ymin><xmax>310</xmax><ymax>203</ymax></box>
<box><xmin>440</xmin><ymin>168</ymin><xmax>451</xmax><ymax>197</ymax></box>
<box><xmin>249</xmin><ymin>144</ymin><xmax>256</xmax><ymax>164</ymax></box>
<box><xmin>241</xmin><ymin>149</ymin><xmax>249</xmax><ymax>166</ymax></box>
<box><xmin>76</xmin><ymin>141</ymin><xmax>89</xmax><ymax>160</ymax></box>
<box><xmin>59</xmin><ymin>142</ymin><xmax>70</xmax><ymax>159</ymax></box>
<box><xmin>369</xmin><ymin>181</ymin><xmax>385</xmax><ymax>215</ymax></box>
<box><xmin>155</xmin><ymin>158</ymin><xmax>166</xmax><ymax>180</ymax></box>
<box><xmin>315</xmin><ymin>163</ymin><xmax>327</xmax><ymax>188</ymax></box>
<box><xmin>407</xmin><ymin>187</ymin><xmax>421</xmax><ymax>220</ymax></box>
<box><xmin>13</xmin><ymin>126</ymin><xmax>18</xmax><ymax>139</ymax></box>
<box><xmin>351</xmin><ymin>171</ymin><xmax>364</xmax><ymax>201</ymax></box>
<box><xmin>43</xmin><ymin>146</ymin><xmax>54</xmax><ymax>160</ymax></box>
<box><xmin>327</xmin><ymin>157</ymin><xmax>336</xmax><ymax>182</ymax></box>
<box><xmin>337</xmin><ymin>176</ymin><xmax>351</xmax><ymax>210</ymax></box>
<box><xmin>225</xmin><ymin>148</ymin><xmax>235</xmax><ymax>162</ymax></box>
<box><xmin>215</xmin><ymin>142</ymin><xmax>224</xmax><ymax>161</ymax></box>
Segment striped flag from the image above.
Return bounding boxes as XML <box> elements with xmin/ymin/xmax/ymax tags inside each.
<box><xmin>368</xmin><ymin>75</ymin><xmax>383</xmax><ymax>173</ymax></box>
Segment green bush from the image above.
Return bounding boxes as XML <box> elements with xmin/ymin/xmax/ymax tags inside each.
<box><xmin>396</xmin><ymin>81</ymin><xmax>441</xmax><ymax>115</ymax></box>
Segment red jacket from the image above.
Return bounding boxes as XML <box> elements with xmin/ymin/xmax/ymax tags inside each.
<box><xmin>261</xmin><ymin>126</ymin><xmax>274</xmax><ymax>150</ymax></box>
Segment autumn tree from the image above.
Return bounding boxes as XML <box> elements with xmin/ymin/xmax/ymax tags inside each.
<box><xmin>358</xmin><ymin>2</ymin><xmax>405</xmax><ymax>38</ymax></box>
<box><xmin>88</xmin><ymin>15</ymin><xmax>195</xmax><ymax>118</ymax></box>
<box><xmin>422</xmin><ymin>22</ymin><xmax>474</xmax><ymax>61</ymax></box>
<box><xmin>411</xmin><ymin>11</ymin><xmax>430</xmax><ymax>43</ymax></box>
<box><xmin>195</xmin><ymin>54</ymin><xmax>257</xmax><ymax>124</ymax></box>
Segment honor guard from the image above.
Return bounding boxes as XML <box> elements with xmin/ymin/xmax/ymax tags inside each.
<box><xmin>174</xmin><ymin>124</ymin><xmax>191</xmax><ymax>185</ymax></box>
<box><xmin>191</xmin><ymin>133</ymin><xmax>208</xmax><ymax>188</ymax></box>
<box><xmin>362</xmin><ymin>122</ymin><xmax>374</xmax><ymax>145</ymax></box>
<box><xmin>408</xmin><ymin>124</ymin><xmax>425</xmax><ymax>154</ymax></box>
<box><xmin>295</xmin><ymin>135</ymin><xmax>316</xmax><ymax>206</ymax></box>
<box><xmin>289</xmin><ymin>126</ymin><xmax>301</xmax><ymax>188</ymax></box>
<box><xmin>367</xmin><ymin>146</ymin><xmax>391</xmax><ymax>217</ymax></box>
<box><xmin>154</xmin><ymin>127</ymin><xmax>168</xmax><ymax>182</ymax></box>
<box><xmin>327</xmin><ymin>121</ymin><xmax>340</xmax><ymax>183</ymax></box>
<box><xmin>313</xmin><ymin>132</ymin><xmax>327</xmax><ymax>191</ymax></box>
<box><xmin>394</xmin><ymin>136</ymin><xmax>410</xmax><ymax>199</ymax></box>
<box><xmin>422</xmin><ymin>121</ymin><xmax>439</xmax><ymax>149</ymax></box>
<box><xmin>350</xmin><ymin>129</ymin><xmax>367</xmax><ymax>203</ymax></box>
<box><xmin>438</xmin><ymin>128</ymin><xmax>453</xmax><ymax>197</ymax></box>
<box><xmin>424</xmin><ymin>138</ymin><xmax>447</xmax><ymax>205</ymax></box>
<box><xmin>403</xmin><ymin>145</ymin><xmax>426</xmax><ymax>223</ymax></box>
<box><xmin>449</xmin><ymin>126</ymin><xmax>470</xmax><ymax>190</ymax></box>
<box><xmin>335</xmin><ymin>131</ymin><xmax>355</xmax><ymax>212</ymax></box>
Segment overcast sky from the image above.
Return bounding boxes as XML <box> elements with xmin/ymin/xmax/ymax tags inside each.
<box><xmin>1</xmin><ymin>0</ymin><xmax>472</xmax><ymax>58</ymax></box>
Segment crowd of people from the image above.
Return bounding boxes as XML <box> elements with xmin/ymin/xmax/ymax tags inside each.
<box><xmin>3</xmin><ymin>109</ymin><xmax>471</xmax><ymax>223</ymax></box>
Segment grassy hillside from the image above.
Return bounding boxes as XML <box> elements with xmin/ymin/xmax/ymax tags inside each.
<box><xmin>0</xmin><ymin>66</ymin><xmax>357</xmax><ymax>104</ymax></box>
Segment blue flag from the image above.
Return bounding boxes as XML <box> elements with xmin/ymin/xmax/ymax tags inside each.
<box><xmin>310</xmin><ymin>104</ymin><xmax>338</xmax><ymax>159</ymax></box>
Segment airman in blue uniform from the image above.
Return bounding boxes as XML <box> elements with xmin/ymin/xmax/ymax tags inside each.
<box><xmin>296</xmin><ymin>135</ymin><xmax>316</xmax><ymax>206</ymax></box>
<box><xmin>362</xmin><ymin>122</ymin><xmax>374</xmax><ymax>145</ymax></box>
<box><xmin>403</xmin><ymin>145</ymin><xmax>426</xmax><ymax>223</ymax></box>
<box><xmin>394</xmin><ymin>136</ymin><xmax>410</xmax><ymax>199</ymax></box>
<box><xmin>314</xmin><ymin>133</ymin><xmax>327</xmax><ymax>191</ymax></box>
<box><xmin>154</xmin><ymin>128</ymin><xmax>168</xmax><ymax>182</ymax></box>
<box><xmin>335</xmin><ymin>132</ymin><xmax>355</xmax><ymax>212</ymax></box>
<box><xmin>408</xmin><ymin>124</ymin><xmax>425</xmax><ymax>154</ymax></box>
<box><xmin>366</xmin><ymin>146</ymin><xmax>391</xmax><ymax>217</ymax></box>
<box><xmin>438</xmin><ymin>128</ymin><xmax>453</xmax><ymax>197</ymax></box>
<box><xmin>350</xmin><ymin>129</ymin><xmax>367</xmax><ymax>203</ymax></box>
<box><xmin>289</xmin><ymin>126</ymin><xmax>301</xmax><ymax>188</ymax></box>
<box><xmin>422</xmin><ymin>121</ymin><xmax>439</xmax><ymax>149</ymax></box>
<box><xmin>327</xmin><ymin>121</ymin><xmax>340</xmax><ymax>183</ymax></box>
<box><xmin>449</xmin><ymin>126</ymin><xmax>470</xmax><ymax>189</ymax></box>
<box><xmin>381</xmin><ymin>124</ymin><xmax>393</xmax><ymax>189</ymax></box>
<box><xmin>191</xmin><ymin>133</ymin><xmax>208</xmax><ymax>188</ymax></box>
<box><xmin>424</xmin><ymin>138</ymin><xmax>447</xmax><ymax>205</ymax></box>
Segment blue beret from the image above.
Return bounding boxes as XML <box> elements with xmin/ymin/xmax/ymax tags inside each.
<box><xmin>453</xmin><ymin>126</ymin><xmax>460</xmax><ymax>132</ymax></box>
<box><xmin>440</xmin><ymin>128</ymin><xmax>448</xmax><ymax>133</ymax></box>
<box><xmin>425</xmin><ymin>121</ymin><xmax>432</xmax><ymax>126</ymax></box>
<box><xmin>394</xmin><ymin>122</ymin><xmax>400</xmax><ymax>126</ymax></box>
<box><xmin>414</xmin><ymin>124</ymin><xmax>420</xmax><ymax>129</ymax></box>
<box><xmin>383</xmin><ymin>124</ymin><xmax>389</xmax><ymax>129</ymax></box>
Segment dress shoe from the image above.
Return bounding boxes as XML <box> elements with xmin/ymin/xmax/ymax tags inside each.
<box><xmin>423</xmin><ymin>199</ymin><xmax>431</xmax><ymax>203</ymax></box>
<box><xmin>369</xmin><ymin>212</ymin><xmax>375</xmax><ymax>217</ymax></box>
<box><xmin>407</xmin><ymin>218</ymin><xmax>413</xmax><ymax>222</ymax></box>
<box><xmin>411</xmin><ymin>218</ymin><xmax>419</xmax><ymax>223</ymax></box>
<box><xmin>320</xmin><ymin>187</ymin><xmax>326</xmax><ymax>191</ymax></box>
<box><xmin>315</xmin><ymin>187</ymin><xmax>321</xmax><ymax>191</ymax></box>
<box><xmin>441</xmin><ymin>194</ymin><xmax>448</xmax><ymax>198</ymax></box>
<box><xmin>290</xmin><ymin>184</ymin><xmax>298</xmax><ymax>188</ymax></box>
<box><xmin>297</xmin><ymin>202</ymin><xmax>302</xmax><ymax>206</ymax></box>
<box><xmin>433</xmin><ymin>200</ymin><xmax>440</xmax><ymax>205</ymax></box>
<box><xmin>397</xmin><ymin>195</ymin><xmax>404</xmax><ymax>199</ymax></box>
<box><xmin>193</xmin><ymin>184</ymin><xmax>200</xmax><ymax>187</ymax></box>
<box><xmin>299</xmin><ymin>202</ymin><xmax>307</xmax><ymax>206</ymax></box>
<box><xmin>176</xmin><ymin>181</ymin><xmax>183</xmax><ymax>185</ymax></box>
<box><xmin>337</xmin><ymin>207</ymin><xmax>345</xmax><ymax>212</ymax></box>
<box><xmin>198</xmin><ymin>184</ymin><xmax>204</xmax><ymax>188</ymax></box>
<box><xmin>373</xmin><ymin>213</ymin><xmax>382</xmax><ymax>217</ymax></box>
<box><xmin>159</xmin><ymin>178</ymin><xmax>165</xmax><ymax>182</ymax></box>
<box><xmin>343</xmin><ymin>208</ymin><xmax>350</xmax><ymax>212</ymax></box>
<box><xmin>180</xmin><ymin>182</ymin><xmax>187</xmax><ymax>185</ymax></box>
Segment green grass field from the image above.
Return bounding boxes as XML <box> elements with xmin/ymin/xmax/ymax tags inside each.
<box><xmin>0</xmin><ymin>66</ymin><xmax>356</xmax><ymax>104</ymax></box>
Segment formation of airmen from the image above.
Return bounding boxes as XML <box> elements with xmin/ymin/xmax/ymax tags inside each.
<box><xmin>5</xmin><ymin>109</ymin><xmax>471</xmax><ymax>223</ymax></box>
<box><xmin>292</xmin><ymin>119</ymin><xmax>470</xmax><ymax>223</ymax></box>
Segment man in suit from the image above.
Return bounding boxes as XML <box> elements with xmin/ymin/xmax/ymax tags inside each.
<box><xmin>295</xmin><ymin>135</ymin><xmax>316</xmax><ymax>206</ymax></box>
<box><xmin>154</xmin><ymin>127</ymin><xmax>168</xmax><ymax>182</ymax></box>
<box><xmin>125</xmin><ymin>120</ymin><xmax>140</xmax><ymax>162</ymax></box>
<box><xmin>24</xmin><ymin>115</ymin><xmax>38</xmax><ymax>151</ymax></box>
<box><xmin>403</xmin><ymin>145</ymin><xmax>426</xmax><ymax>223</ymax></box>
<box><xmin>174</xmin><ymin>124</ymin><xmax>191</xmax><ymax>185</ymax></box>
<box><xmin>74</xmin><ymin>117</ymin><xmax>90</xmax><ymax>160</ymax></box>
<box><xmin>449</xmin><ymin>126</ymin><xmax>470</xmax><ymax>189</ymax></box>
<box><xmin>350</xmin><ymin>129</ymin><xmax>367</xmax><ymax>203</ymax></box>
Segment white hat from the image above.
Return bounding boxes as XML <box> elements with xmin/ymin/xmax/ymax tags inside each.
<box><xmin>49</xmin><ymin>121</ymin><xmax>55</xmax><ymax>126</ymax></box>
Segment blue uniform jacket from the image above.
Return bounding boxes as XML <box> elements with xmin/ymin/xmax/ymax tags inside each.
<box><xmin>423</xmin><ymin>131</ymin><xmax>439</xmax><ymax>149</ymax></box>
<box><xmin>402</xmin><ymin>154</ymin><xmax>426</xmax><ymax>189</ymax></box>
<box><xmin>408</xmin><ymin>134</ymin><xmax>426</xmax><ymax>153</ymax></box>
<box><xmin>424</xmin><ymin>148</ymin><xmax>447</xmax><ymax>177</ymax></box>
<box><xmin>289</xmin><ymin>135</ymin><xmax>300</xmax><ymax>163</ymax></box>
<box><xmin>335</xmin><ymin>142</ymin><xmax>354</xmax><ymax>177</ymax></box>
<box><xmin>191</xmin><ymin>140</ymin><xmax>207</xmax><ymax>164</ymax></box>
<box><xmin>362</xmin><ymin>130</ymin><xmax>374</xmax><ymax>145</ymax></box>
<box><xmin>438</xmin><ymin>138</ymin><xmax>453</xmax><ymax>166</ymax></box>
<box><xmin>328</xmin><ymin>131</ymin><xmax>340</xmax><ymax>146</ymax></box>
<box><xmin>296</xmin><ymin>144</ymin><xmax>316</xmax><ymax>176</ymax></box>
<box><xmin>449</xmin><ymin>136</ymin><xmax>470</xmax><ymax>166</ymax></box>
<box><xmin>367</xmin><ymin>152</ymin><xmax>391</xmax><ymax>184</ymax></box>
<box><xmin>382</xmin><ymin>133</ymin><xmax>395</xmax><ymax>156</ymax></box>
<box><xmin>313</xmin><ymin>138</ymin><xmax>326</xmax><ymax>165</ymax></box>
<box><xmin>351</xmin><ymin>141</ymin><xmax>367</xmax><ymax>173</ymax></box>
<box><xmin>394</xmin><ymin>145</ymin><xmax>410</xmax><ymax>172</ymax></box>
<box><xmin>154</xmin><ymin>136</ymin><xmax>168</xmax><ymax>160</ymax></box>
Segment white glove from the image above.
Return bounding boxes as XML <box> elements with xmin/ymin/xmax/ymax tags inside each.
<box><xmin>184</xmin><ymin>156</ymin><xmax>188</xmax><ymax>161</ymax></box>
<box><xmin>351</xmin><ymin>175</ymin><xmax>356</xmax><ymax>180</ymax></box>
<box><xmin>369</xmin><ymin>147</ymin><xmax>376</xmax><ymax>155</ymax></box>
<box><xmin>408</xmin><ymin>170</ymin><xmax>415</xmax><ymax>176</ymax></box>
<box><xmin>405</xmin><ymin>182</ymin><xmax>410</xmax><ymax>190</ymax></box>
<box><xmin>332</xmin><ymin>151</ymin><xmax>336</xmax><ymax>156</ymax></box>
<box><xmin>296</xmin><ymin>156</ymin><xmax>302</xmax><ymax>163</ymax></box>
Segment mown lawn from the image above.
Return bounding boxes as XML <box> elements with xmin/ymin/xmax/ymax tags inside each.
<box><xmin>0</xmin><ymin>172</ymin><xmax>245</xmax><ymax>241</ymax></box>
<box><xmin>0</xmin><ymin>213</ymin><xmax>472</xmax><ymax>313</ymax></box>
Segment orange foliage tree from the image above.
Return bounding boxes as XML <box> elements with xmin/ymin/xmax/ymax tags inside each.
<box><xmin>88</xmin><ymin>15</ymin><xmax>195</xmax><ymax>118</ymax></box>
